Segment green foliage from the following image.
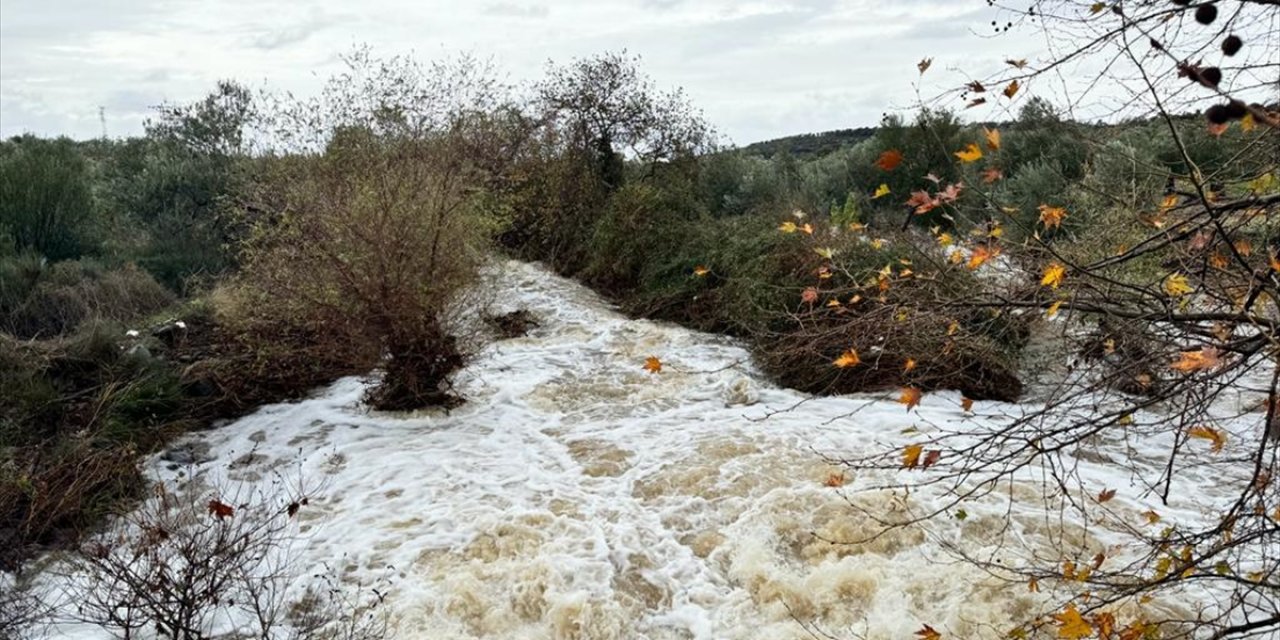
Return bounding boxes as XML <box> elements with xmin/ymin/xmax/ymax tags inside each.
<box><xmin>0</xmin><ymin>136</ymin><xmax>100</xmax><ymax>261</ymax></box>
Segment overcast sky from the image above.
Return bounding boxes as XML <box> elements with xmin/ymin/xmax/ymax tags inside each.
<box><xmin>1</xmin><ymin>0</ymin><xmax>1046</xmax><ymax>145</ymax></box>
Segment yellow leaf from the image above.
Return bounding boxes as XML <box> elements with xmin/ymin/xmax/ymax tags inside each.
<box><xmin>1054</xmin><ymin>604</ymin><xmax>1094</xmax><ymax>640</ymax></box>
<box><xmin>643</xmin><ymin>356</ymin><xmax>662</xmax><ymax>374</ymax></box>
<box><xmin>778</xmin><ymin>221</ymin><xmax>798</xmax><ymax>233</ymax></box>
<box><xmin>984</xmin><ymin>127</ymin><xmax>1001</xmax><ymax>151</ymax></box>
<box><xmin>1159</xmin><ymin>193</ymin><xmax>1179</xmax><ymax>212</ymax></box>
<box><xmin>1142</xmin><ymin>510</ymin><xmax>1161</xmax><ymax>525</ymax></box>
<box><xmin>1038</xmin><ymin>204</ymin><xmax>1067</xmax><ymax>229</ymax></box>
<box><xmin>1171</xmin><ymin>347</ymin><xmax>1222</xmax><ymax>373</ymax></box>
<box><xmin>902</xmin><ymin>443</ymin><xmax>924</xmax><ymax>469</ymax></box>
<box><xmin>825</xmin><ymin>298</ymin><xmax>841</xmax><ymax>308</ymax></box>
<box><xmin>915</xmin><ymin>624</ymin><xmax>942</xmax><ymax>640</ymax></box>
<box><xmin>873</xmin><ymin>183</ymin><xmax>891</xmax><ymax>199</ymax></box>
<box><xmin>1041</xmin><ymin>263</ymin><xmax>1066</xmax><ymax>289</ymax></box>
<box><xmin>1249</xmin><ymin>173</ymin><xmax>1276</xmax><ymax>194</ymax></box>
<box><xmin>938</xmin><ymin>232</ymin><xmax>954</xmax><ymax>247</ymax></box>
<box><xmin>900</xmin><ymin>387</ymin><xmax>924</xmax><ymax>411</ymax></box>
<box><xmin>870</xmin><ymin>238</ymin><xmax>885</xmax><ymax>250</ymax></box>
<box><xmin>947</xmin><ymin>321</ymin><xmax>960</xmax><ymax>336</ymax></box>
<box><xmin>833</xmin><ymin>350</ymin><xmax>861</xmax><ymax>368</ymax></box>
<box><xmin>904</xmin><ymin>358</ymin><xmax>917</xmax><ymax>372</ymax></box>
<box><xmin>1063</xmin><ymin>560</ymin><xmax>1077</xmax><ymax>580</ymax></box>
<box><xmin>800</xmin><ymin>222</ymin><xmax>814</xmax><ymax>235</ymax></box>
<box><xmin>814</xmin><ymin>247</ymin><xmax>835</xmax><ymax>259</ymax></box>
<box><xmin>1003</xmin><ymin>79</ymin><xmax>1020</xmax><ymax>98</ymax></box>
<box><xmin>1241</xmin><ymin>112</ymin><xmax>1256</xmax><ymax>132</ymax></box>
<box><xmin>1188</xmin><ymin>425</ymin><xmax>1227</xmax><ymax>452</ymax></box>
<box><xmin>954</xmin><ymin>143</ymin><xmax>984</xmax><ymax>163</ymax></box>
<box><xmin>1163</xmin><ymin>273</ymin><xmax>1193</xmax><ymax>297</ymax></box>
<box><xmin>693</xmin><ymin>265</ymin><xmax>710</xmax><ymax>277</ymax></box>
<box><xmin>1046</xmin><ymin>300</ymin><xmax>1064</xmax><ymax>318</ymax></box>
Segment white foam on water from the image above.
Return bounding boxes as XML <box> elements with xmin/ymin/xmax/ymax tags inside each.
<box><xmin>28</xmin><ymin>260</ymin><xmax>1266</xmax><ymax>639</ymax></box>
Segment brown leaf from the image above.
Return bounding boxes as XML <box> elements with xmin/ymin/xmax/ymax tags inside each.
<box><xmin>1097</xmin><ymin>488</ymin><xmax>1117</xmax><ymax>503</ymax></box>
<box><xmin>643</xmin><ymin>356</ymin><xmax>662</xmax><ymax>374</ymax></box>
<box><xmin>900</xmin><ymin>387</ymin><xmax>923</xmax><ymax>411</ymax></box>
<box><xmin>208</xmin><ymin>500</ymin><xmax>234</xmax><ymax>520</ymax></box>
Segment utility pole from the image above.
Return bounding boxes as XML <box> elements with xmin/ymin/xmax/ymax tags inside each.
<box><xmin>98</xmin><ymin>106</ymin><xmax>107</xmax><ymax>139</ymax></box>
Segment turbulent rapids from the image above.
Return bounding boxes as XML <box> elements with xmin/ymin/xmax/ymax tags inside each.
<box><xmin>37</xmin><ymin>260</ymin><xmax>1241</xmax><ymax>640</ymax></box>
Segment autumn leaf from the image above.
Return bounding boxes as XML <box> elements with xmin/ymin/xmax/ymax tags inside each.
<box><xmin>833</xmin><ymin>350</ymin><xmax>861</xmax><ymax>368</ymax></box>
<box><xmin>1159</xmin><ymin>193</ymin><xmax>1179</xmax><ymax>212</ymax></box>
<box><xmin>1038</xmin><ymin>204</ymin><xmax>1067</xmax><ymax>229</ymax></box>
<box><xmin>1041</xmin><ymin>263</ymin><xmax>1067</xmax><ymax>289</ymax></box>
<box><xmin>984</xmin><ymin>127</ymin><xmax>1001</xmax><ymax>150</ymax></box>
<box><xmin>1090</xmin><ymin>2</ymin><xmax>1107</xmax><ymax>14</ymax></box>
<box><xmin>208</xmin><ymin>500</ymin><xmax>234</xmax><ymax>519</ymax></box>
<box><xmin>900</xmin><ymin>387</ymin><xmax>923</xmax><ymax>411</ymax></box>
<box><xmin>1188</xmin><ymin>425</ymin><xmax>1227</xmax><ymax>452</ymax></box>
<box><xmin>1003</xmin><ymin>79</ymin><xmax>1021</xmax><ymax>98</ymax></box>
<box><xmin>1047</xmin><ymin>300</ymin><xmax>1065</xmax><ymax>318</ymax></box>
<box><xmin>967</xmin><ymin>81</ymin><xmax>987</xmax><ymax>93</ymax></box>
<box><xmin>824</xmin><ymin>472</ymin><xmax>845</xmax><ymax>487</ymax></box>
<box><xmin>643</xmin><ymin>356</ymin><xmax>662</xmax><ymax>374</ymax></box>
<box><xmin>1163</xmin><ymin>273</ymin><xmax>1193</xmax><ymax>297</ymax></box>
<box><xmin>778</xmin><ymin>221</ymin><xmax>798</xmax><ymax>233</ymax></box>
<box><xmin>961</xmin><ymin>397</ymin><xmax>974</xmax><ymax>412</ymax></box>
<box><xmin>873</xmin><ymin>183</ymin><xmax>891</xmax><ymax>199</ymax></box>
<box><xmin>1142</xmin><ymin>510</ymin><xmax>1161</xmax><ymax>525</ymax></box>
<box><xmin>937</xmin><ymin>182</ymin><xmax>964</xmax><ymax>203</ymax></box>
<box><xmin>938</xmin><ymin>232</ymin><xmax>954</xmax><ymax>246</ymax></box>
<box><xmin>1006</xmin><ymin>58</ymin><xmax>1028</xmax><ymax>69</ymax></box>
<box><xmin>693</xmin><ymin>265</ymin><xmax>710</xmax><ymax>277</ymax></box>
<box><xmin>800</xmin><ymin>222</ymin><xmax>814</xmax><ymax>235</ymax></box>
<box><xmin>954</xmin><ymin>143</ymin><xmax>984</xmax><ymax>163</ymax></box>
<box><xmin>915</xmin><ymin>624</ymin><xmax>942</xmax><ymax>640</ymax></box>
<box><xmin>1208</xmin><ymin>121</ymin><xmax>1228</xmax><ymax>137</ymax></box>
<box><xmin>904</xmin><ymin>358</ymin><xmax>917</xmax><ymax>372</ymax></box>
<box><xmin>1241</xmin><ymin>112</ymin><xmax>1257</xmax><ymax>132</ymax></box>
<box><xmin>902</xmin><ymin>443</ymin><xmax>924</xmax><ymax>469</ymax></box>
<box><xmin>1097</xmin><ymin>488</ymin><xmax>1117</xmax><ymax>503</ymax></box>
<box><xmin>966</xmin><ymin>97</ymin><xmax>988</xmax><ymax>109</ymax></box>
<box><xmin>980</xmin><ymin>167</ymin><xmax>1003</xmax><ymax>184</ymax></box>
<box><xmin>876</xmin><ymin>149</ymin><xmax>904</xmax><ymax>171</ymax></box>
<box><xmin>922</xmin><ymin>449</ymin><xmax>941</xmax><ymax>469</ymax></box>
<box><xmin>1171</xmin><ymin>346</ymin><xmax>1221</xmax><ymax>374</ymax></box>
<box><xmin>814</xmin><ymin>247</ymin><xmax>835</xmax><ymax>259</ymax></box>
<box><xmin>1054</xmin><ymin>604</ymin><xmax>1093</xmax><ymax>639</ymax></box>
<box><xmin>967</xmin><ymin>244</ymin><xmax>1001</xmax><ymax>270</ymax></box>
<box><xmin>917</xmin><ymin>58</ymin><xmax>932</xmax><ymax>74</ymax></box>
<box><xmin>907</xmin><ymin>190</ymin><xmax>939</xmax><ymax>214</ymax></box>
<box><xmin>1093</xmin><ymin>612</ymin><xmax>1116</xmax><ymax>640</ymax></box>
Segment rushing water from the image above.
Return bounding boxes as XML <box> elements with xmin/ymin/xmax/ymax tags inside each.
<box><xmin>31</xmin><ymin>260</ymin><xmax>1258</xmax><ymax>640</ymax></box>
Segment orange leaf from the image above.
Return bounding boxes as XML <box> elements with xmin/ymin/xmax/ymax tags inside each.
<box><xmin>903</xmin><ymin>358</ymin><xmax>917</xmax><ymax>372</ymax></box>
<box><xmin>902</xmin><ymin>443</ymin><xmax>924</xmax><ymax>469</ymax></box>
<box><xmin>967</xmin><ymin>244</ymin><xmax>1001</xmax><ymax>270</ymax></box>
<box><xmin>900</xmin><ymin>387</ymin><xmax>923</xmax><ymax>411</ymax></box>
<box><xmin>907</xmin><ymin>190</ymin><xmax>940</xmax><ymax>214</ymax></box>
<box><xmin>1170</xmin><ymin>347</ymin><xmax>1222</xmax><ymax>373</ymax></box>
<box><xmin>915</xmin><ymin>624</ymin><xmax>942</xmax><ymax>640</ymax></box>
<box><xmin>643</xmin><ymin>356</ymin><xmax>662</xmax><ymax>374</ymax></box>
<box><xmin>1038</xmin><ymin>204</ymin><xmax>1067</xmax><ymax>229</ymax></box>
<box><xmin>960</xmin><ymin>397</ymin><xmax>974</xmax><ymax>412</ymax></box>
<box><xmin>693</xmin><ymin>265</ymin><xmax>710</xmax><ymax>277</ymax></box>
<box><xmin>1054</xmin><ymin>604</ymin><xmax>1093</xmax><ymax>639</ymax></box>
<box><xmin>984</xmin><ymin>127</ymin><xmax>1001</xmax><ymax>151</ymax></box>
<box><xmin>833</xmin><ymin>350</ymin><xmax>861</xmax><ymax>368</ymax></box>
<box><xmin>876</xmin><ymin>149</ymin><xmax>904</xmax><ymax>171</ymax></box>
<box><xmin>1003</xmin><ymin>79</ymin><xmax>1020</xmax><ymax>98</ymax></box>
<box><xmin>824</xmin><ymin>472</ymin><xmax>845</xmax><ymax>487</ymax></box>
<box><xmin>207</xmin><ymin>500</ymin><xmax>234</xmax><ymax>519</ymax></box>
<box><xmin>1188</xmin><ymin>425</ymin><xmax>1226</xmax><ymax>452</ymax></box>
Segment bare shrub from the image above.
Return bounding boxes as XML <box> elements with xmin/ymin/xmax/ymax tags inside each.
<box><xmin>231</xmin><ymin>50</ymin><xmax>515</xmax><ymax>410</ymax></box>
<box><xmin>60</xmin><ymin>469</ymin><xmax>388</xmax><ymax>640</ymax></box>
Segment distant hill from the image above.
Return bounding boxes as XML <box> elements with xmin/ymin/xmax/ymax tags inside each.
<box><xmin>739</xmin><ymin>127</ymin><xmax>877</xmax><ymax>159</ymax></box>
